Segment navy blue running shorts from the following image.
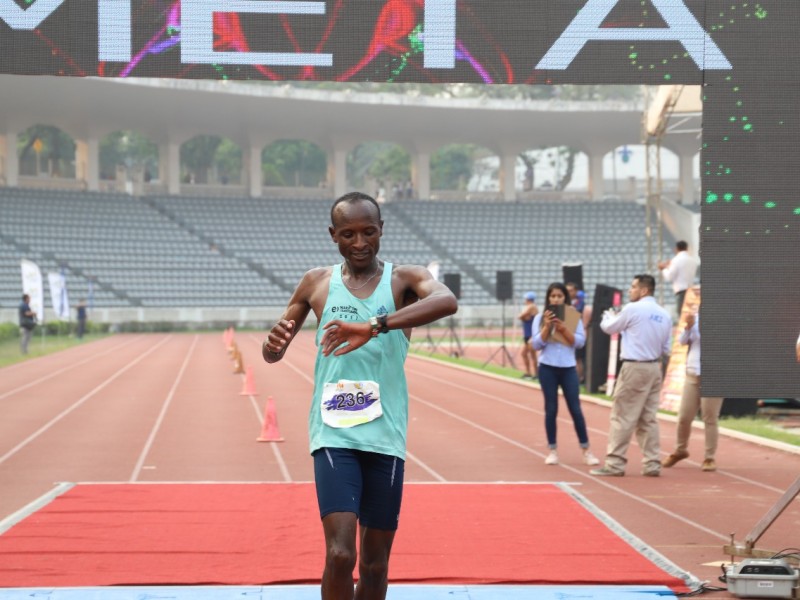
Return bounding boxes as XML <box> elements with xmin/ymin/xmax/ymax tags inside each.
<box><xmin>313</xmin><ymin>447</ymin><xmax>405</xmax><ymax>531</ymax></box>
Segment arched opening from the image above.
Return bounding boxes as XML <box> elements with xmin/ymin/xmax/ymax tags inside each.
<box><xmin>17</xmin><ymin>124</ymin><xmax>75</xmax><ymax>179</ymax></box>
<box><xmin>430</xmin><ymin>143</ymin><xmax>498</xmax><ymax>199</ymax></box>
<box><xmin>262</xmin><ymin>140</ymin><xmax>327</xmax><ymax>187</ymax></box>
<box><xmin>180</xmin><ymin>135</ymin><xmax>242</xmax><ymax>185</ymax></box>
<box><xmin>100</xmin><ymin>131</ymin><xmax>159</xmax><ymax>184</ymax></box>
<box><xmin>348</xmin><ymin>142</ymin><xmax>411</xmax><ymax>202</ymax></box>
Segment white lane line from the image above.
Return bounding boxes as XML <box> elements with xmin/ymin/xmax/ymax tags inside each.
<box><xmin>129</xmin><ymin>335</ymin><xmax>199</xmax><ymax>482</ymax></box>
<box><xmin>407</xmin><ymin>362</ymin><xmax>791</xmax><ymax>494</ymax></box>
<box><xmin>248</xmin><ymin>394</ymin><xmax>291</xmax><ymax>482</ymax></box>
<box><xmin>410</xmin><ymin>392</ymin><xmax>730</xmax><ymax>541</ymax></box>
<box><xmin>0</xmin><ymin>335</ymin><xmax>173</xmax><ymax>467</ymax></box>
<box><xmin>0</xmin><ymin>482</ymin><xmax>75</xmax><ymax>535</ymax></box>
<box><xmin>0</xmin><ymin>335</ymin><xmax>143</xmax><ymax>401</ymax></box>
<box><xmin>250</xmin><ymin>335</ymin><xmax>446</xmax><ymax>481</ymax></box>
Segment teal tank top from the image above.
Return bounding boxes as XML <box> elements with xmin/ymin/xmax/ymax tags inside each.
<box><xmin>310</xmin><ymin>262</ymin><xmax>410</xmax><ymax>460</ymax></box>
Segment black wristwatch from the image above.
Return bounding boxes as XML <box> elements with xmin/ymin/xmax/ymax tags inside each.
<box><xmin>377</xmin><ymin>314</ymin><xmax>389</xmax><ymax>334</ymax></box>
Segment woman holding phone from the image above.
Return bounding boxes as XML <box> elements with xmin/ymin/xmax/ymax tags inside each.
<box><xmin>532</xmin><ymin>282</ymin><xmax>600</xmax><ymax>466</ymax></box>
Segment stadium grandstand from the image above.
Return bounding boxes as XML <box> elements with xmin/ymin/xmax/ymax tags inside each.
<box><xmin>0</xmin><ymin>78</ymin><xmax>696</xmax><ymax>326</ymax></box>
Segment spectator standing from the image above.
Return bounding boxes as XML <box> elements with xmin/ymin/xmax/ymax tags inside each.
<box><xmin>590</xmin><ymin>275</ymin><xmax>672</xmax><ymax>477</ymax></box>
<box><xmin>532</xmin><ymin>282</ymin><xmax>600</xmax><ymax>467</ymax></box>
<box><xmin>518</xmin><ymin>291</ymin><xmax>539</xmax><ymax>380</ymax></box>
<box><xmin>18</xmin><ymin>293</ymin><xmax>37</xmax><ymax>354</ymax></box>
<box><xmin>76</xmin><ymin>299</ymin><xmax>88</xmax><ymax>339</ymax></box>
<box><xmin>262</xmin><ymin>192</ymin><xmax>457</xmax><ymax>600</ymax></box>
<box><xmin>658</xmin><ymin>241</ymin><xmax>699</xmax><ymax>317</ymax></box>
<box><xmin>662</xmin><ymin>312</ymin><xmax>723</xmax><ymax>472</ymax></box>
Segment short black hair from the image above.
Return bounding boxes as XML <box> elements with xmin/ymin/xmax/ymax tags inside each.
<box><xmin>330</xmin><ymin>192</ymin><xmax>381</xmax><ymax>225</ymax></box>
<box><xmin>676</xmin><ymin>240</ymin><xmax>688</xmax><ymax>251</ymax></box>
<box><xmin>633</xmin><ymin>274</ymin><xmax>656</xmax><ymax>295</ymax></box>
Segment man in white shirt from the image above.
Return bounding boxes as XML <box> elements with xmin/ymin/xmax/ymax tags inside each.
<box><xmin>658</xmin><ymin>241</ymin><xmax>698</xmax><ymax>317</ymax></box>
<box><xmin>590</xmin><ymin>275</ymin><xmax>672</xmax><ymax>477</ymax></box>
<box><xmin>661</xmin><ymin>313</ymin><xmax>724</xmax><ymax>472</ymax></box>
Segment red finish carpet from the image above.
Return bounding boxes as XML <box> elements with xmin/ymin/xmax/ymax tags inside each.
<box><xmin>0</xmin><ymin>482</ymin><xmax>689</xmax><ymax>591</ymax></box>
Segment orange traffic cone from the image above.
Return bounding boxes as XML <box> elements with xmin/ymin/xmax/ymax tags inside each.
<box><xmin>257</xmin><ymin>396</ymin><xmax>284</xmax><ymax>442</ymax></box>
<box><xmin>232</xmin><ymin>349</ymin><xmax>245</xmax><ymax>374</ymax></box>
<box><xmin>240</xmin><ymin>366</ymin><xmax>257</xmax><ymax>396</ymax></box>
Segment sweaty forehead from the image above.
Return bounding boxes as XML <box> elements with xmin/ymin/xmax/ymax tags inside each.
<box><xmin>332</xmin><ymin>199</ymin><xmax>380</xmax><ymax>226</ymax></box>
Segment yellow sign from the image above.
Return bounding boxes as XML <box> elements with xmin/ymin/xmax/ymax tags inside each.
<box><xmin>659</xmin><ymin>286</ymin><xmax>701</xmax><ymax>413</ymax></box>
<box><xmin>32</xmin><ymin>138</ymin><xmax>43</xmax><ymax>154</ymax></box>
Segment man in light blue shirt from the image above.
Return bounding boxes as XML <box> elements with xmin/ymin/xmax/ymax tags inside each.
<box><xmin>590</xmin><ymin>274</ymin><xmax>672</xmax><ymax>477</ymax></box>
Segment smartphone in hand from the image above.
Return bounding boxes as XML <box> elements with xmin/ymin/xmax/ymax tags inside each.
<box><xmin>545</xmin><ymin>304</ymin><xmax>565</xmax><ymax>321</ymax></box>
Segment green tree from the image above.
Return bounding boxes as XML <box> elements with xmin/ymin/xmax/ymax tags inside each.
<box><xmin>366</xmin><ymin>145</ymin><xmax>410</xmax><ymax>184</ymax></box>
<box><xmin>214</xmin><ymin>138</ymin><xmax>242</xmax><ymax>184</ymax></box>
<box><xmin>431</xmin><ymin>144</ymin><xmax>476</xmax><ymax>190</ymax></box>
<box><xmin>262</xmin><ymin>140</ymin><xmax>326</xmax><ymax>187</ymax></box>
<box><xmin>181</xmin><ymin>135</ymin><xmax>222</xmax><ymax>184</ymax></box>
<box><xmin>18</xmin><ymin>125</ymin><xmax>75</xmax><ymax>177</ymax></box>
<box><xmin>99</xmin><ymin>131</ymin><xmax>158</xmax><ymax>180</ymax></box>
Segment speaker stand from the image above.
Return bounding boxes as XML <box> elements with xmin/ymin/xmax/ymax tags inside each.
<box><xmin>483</xmin><ymin>299</ymin><xmax>516</xmax><ymax>368</ymax></box>
<box><xmin>429</xmin><ymin>315</ymin><xmax>463</xmax><ymax>358</ymax></box>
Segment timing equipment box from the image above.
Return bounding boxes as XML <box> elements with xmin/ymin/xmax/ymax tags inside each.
<box><xmin>726</xmin><ymin>558</ymin><xmax>799</xmax><ymax>599</ymax></box>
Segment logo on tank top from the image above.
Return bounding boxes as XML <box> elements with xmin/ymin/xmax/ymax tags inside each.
<box><xmin>377</xmin><ymin>305</ymin><xmax>388</xmax><ymax>316</ymax></box>
<box><xmin>330</xmin><ymin>304</ymin><xmax>360</xmax><ymax>320</ymax></box>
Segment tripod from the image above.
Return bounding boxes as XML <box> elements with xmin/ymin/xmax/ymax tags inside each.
<box><xmin>429</xmin><ymin>314</ymin><xmax>463</xmax><ymax>357</ymax></box>
<box><xmin>483</xmin><ymin>299</ymin><xmax>516</xmax><ymax>368</ymax></box>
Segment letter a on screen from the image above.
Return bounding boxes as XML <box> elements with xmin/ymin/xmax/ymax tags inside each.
<box><xmin>537</xmin><ymin>0</ymin><xmax>731</xmax><ymax>70</ymax></box>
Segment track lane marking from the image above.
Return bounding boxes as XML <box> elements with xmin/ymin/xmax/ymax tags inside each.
<box><xmin>407</xmin><ymin>361</ymin><xmax>792</xmax><ymax>494</ymax></box>
<box><xmin>0</xmin><ymin>335</ymin><xmax>144</xmax><ymax>401</ymax></box>
<box><xmin>0</xmin><ymin>335</ymin><xmax>173</xmax><ymax>467</ymax></box>
<box><xmin>129</xmin><ymin>335</ymin><xmax>199</xmax><ymax>482</ymax></box>
<box><xmin>409</xmin><ymin>392</ymin><xmax>729</xmax><ymax>541</ymax></box>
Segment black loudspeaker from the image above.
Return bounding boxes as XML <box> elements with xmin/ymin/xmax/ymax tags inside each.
<box><xmin>496</xmin><ymin>271</ymin><xmax>513</xmax><ymax>301</ymax></box>
<box><xmin>590</xmin><ymin>284</ymin><xmax>623</xmax><ymax>324</ymax></box>
<box><xmin>443</xmin><ymin>273</ymin><xmax>461</xmax><ymax>300</ymax></box>
<box><xmin>562</xmin><ymin>262</ymin><xmax>584</xmax><ymax>290</ymax></box>
<box><xmin>584</xmin><ymin>284</ymin><xmax>622</xmax><ymax>392</ymax></box>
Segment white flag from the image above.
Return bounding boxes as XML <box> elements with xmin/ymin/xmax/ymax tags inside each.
<box><xmin>426</xmin><ymin>261</ymin><xmax>440</xmax><ymax>281</ymax></box>
<box><xmin>48</xmin><ymin>271</ymin><xmax>70</xmax><ymax>320</ymax></box>
<box><xmin>20</xmin><ymin>259</ymin><xmax>44</xmax><ymax>324</ymax></box>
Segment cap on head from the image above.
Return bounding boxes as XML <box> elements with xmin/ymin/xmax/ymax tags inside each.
<box><xmin>524</xmin><ymin>291</ymin><xmax>536</xmax><ymax>301</ymax></box>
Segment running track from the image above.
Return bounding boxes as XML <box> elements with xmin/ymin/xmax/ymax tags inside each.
<box><xmin>1</xmin><ymin>332</ymin><xmax>799</xmax><ymax>599</ymax></box>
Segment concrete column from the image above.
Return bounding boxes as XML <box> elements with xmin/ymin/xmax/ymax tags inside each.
<box><xmin>160</xmin><ymin>140</ymin><xmax>181</xmax><ymax>195</ymax></box>
<box><xmin>413</xmin><ymin>151</ymin><xmax>430</xmax><ymax>200</ymax></box>
<box><xmin>332</xmin><ymin>147</ymin><xmax>348</xmax><ymax>199</ymax></box>
<box><xmin>0</xmin><ymin>135</ymin><xmax>6</xmax><ymax>186</ymax></box>
<box><xmin>588</xmin><ymin>150</ymin><xmax>605</xmax><ymax>200</ymax></box>
<box><xmin>679</xmin><ymin>152</ymin><xmax>696</xmax><ymax>204</ymax></box>
<box><xmin>500</xmin><ymin>152</ymin><xmax>518</xmax><ymax>201</ymax></box>
<box><xmin>247</xmin><ymin>143</ymin><xmax>263</xmax><ymax>198</ymax></box>
<box><xmin>76</xmin><ymin>136</ymin><xmax>100</xmax><ymax>191</ymax></box>
<box><xmin>5</xmin><ymin>131</ymin><xmax>19</xmax><ymax>187</ymax></box>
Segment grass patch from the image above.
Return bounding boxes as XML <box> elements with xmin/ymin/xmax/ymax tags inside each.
<box><xmin>0</xmin><ymin>333</ymin><xmax>109</xmax><ymax>368</ymax></box>
<box><xmin>720</xmin><ymin>417</ymin><xmax>800</xmax><ymax>446</ymax></box>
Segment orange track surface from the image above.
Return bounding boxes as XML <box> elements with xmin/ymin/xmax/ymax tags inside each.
<box><xmin>1</xmin><ymin>332</ymin><xmax>798</xmax><ymax>598</ymax></box>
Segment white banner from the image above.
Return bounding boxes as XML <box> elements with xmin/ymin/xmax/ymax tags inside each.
<box><xmin>48</xmin><ymin>271</ymin><xmax>70</xmax><ymax>320</ymax></box>
<box><xmin>20</xmin><ymin>259</ymin><xmax>44</xmax><ymax>324</ymax></box>
<box><xmin>426</xmin><ymin>261</ymin><xmax>440</xmax><ymax>281</ymax></box>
